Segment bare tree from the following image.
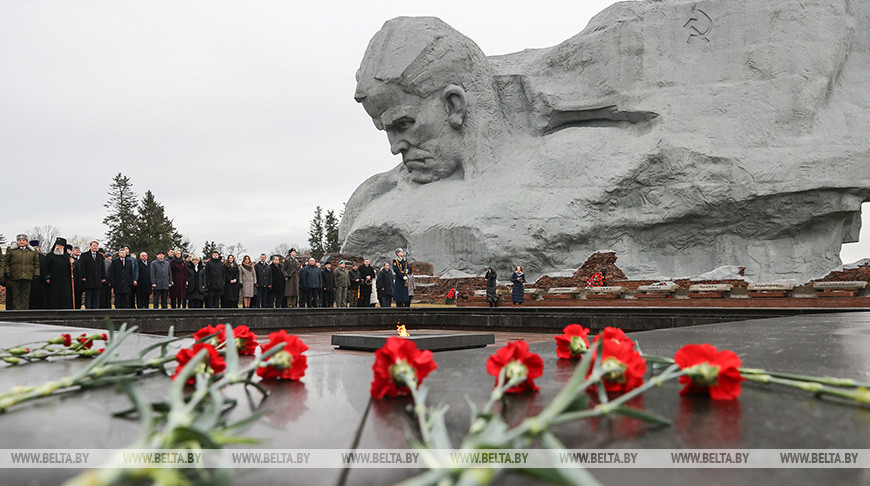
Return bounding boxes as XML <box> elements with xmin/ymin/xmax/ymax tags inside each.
<box><xmin>67</xmin><ymin>234</ymin><xmax>96</xmax><ymax>251</ymax></box>
<box><xmin>270</xmin><ymin>242</ymin><xmax>306</xmax><ymax>258</ymax></box>
<box><xmin>27</xmin><ymin>225</ymin><xmax>62</xmax><ymax>253</ymax></box>
<box><xmin>225</xmin><ymin>242</ymin><xmax>246</xmax><ymax>258</ymax></box>
<box><xmin>270</xmin><ymin>243</ymin><xmax>291</xmax><ymax>258</ymax></box>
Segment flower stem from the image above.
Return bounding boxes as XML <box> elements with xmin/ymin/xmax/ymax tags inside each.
<box><xmin>742</xmin><ymin>374</ymin><xmax>870</xmax><ymax>405</ymax></box>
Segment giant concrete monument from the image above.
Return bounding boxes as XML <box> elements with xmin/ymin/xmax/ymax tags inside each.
<box><xmin>339</xmin><ymin>0</ymin><xmax>870</xmax><ymax>281</ymax></box>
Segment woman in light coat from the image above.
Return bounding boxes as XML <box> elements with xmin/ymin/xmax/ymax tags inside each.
<box><xmin>239</xmin><ymin>255</ymin><xmax>257</xmax><ymax>308</ymax></box>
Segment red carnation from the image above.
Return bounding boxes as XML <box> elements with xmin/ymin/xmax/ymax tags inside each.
<box><xmin>193</xmin><ymin>324</ymin><xmax>223</xmax><ymax>344</ymax></box>
<box><xmin>100</xmin><ymin>333</ymin><xmax>108</xmax><ymax>341</ymax></box>
<box><xmin>61</xmin><ymin>334</ymin><xmax>72</xmax><ymax>347</ymax></box>
<box><xmin>257</xmin><ymin>331</ymin><xmax>308</xmax><ymax>381</ymax></box>
<box><xmin>674</xmin><ymin>343</ymin><xmax>744</xmax><ymax>400</ymax></box>
<box><xmin>588</xmin><ymin>327</ymin><xmax>646</xmax><ymax>394</ymax></box>
<box><xmin>171</xmin><ymin>343</ymin><xmax>226</xmax><ymax>385</ymax></box>
<box><xmin>370</xmin><ymin>337</ymin><xmax>437</xmax><ymax>398</ymax></box>
<box><xmin>232</xmin><ymin>325</ymin><xmax>259</xmax><ymax>356</ymax></box>
<box><xmin>486</xmin><ymin>340</ymin><xmax>544</xmax><ymax>393</ymax></box>
<box><xmin>76</xmin><ymin>334</ymin><xmax>93</xmax><ymax>349</ymax></box>
<box><xmin>193</xmin><ymin>324</ymin><xmax>258</xmax><ymax>355</ymax></box>
<box><xmin>555</xmin><ymin>324</ymin><xmax>591</xmax><ymax>360</ymax></box>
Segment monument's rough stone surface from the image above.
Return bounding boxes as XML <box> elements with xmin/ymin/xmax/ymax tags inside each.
<box><xmin>340</xmin><ymin>0</ymin><xmax>870</xmax><ymax>281</ymax></box>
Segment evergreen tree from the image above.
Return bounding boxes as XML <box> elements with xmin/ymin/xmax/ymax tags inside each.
<box><xmin>324</xmin><ymin>210</ymin><xmax>340</xmax><ymax>253</ymax></box>
<box><xmin>133</xmin><ymin>190</ymin><xmax>186</xmax><ymax>258</ymax></box>
<box><xmin>103</xmin><ymin>173</ymin><xmax>139</xmax><ymax>251</ymax></box>
<box><xmin>201</xmin><ymin>240</ymin><xmax>221</xmax><ymax>257</ymax></box>
<box><xmin>308</xmin><ymin>206</ymin><xmax>325</xmax><ymax>260</ymax></box>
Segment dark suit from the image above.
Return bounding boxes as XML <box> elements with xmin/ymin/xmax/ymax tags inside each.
<box><xmin>320</xmin><ymin>267</ymin><xmax>335</xmax><ymax>307</ymax></box>
<box><xmin>79</xmin><ymin>251</ymin><xmax>105</xmax><ymax>309</ymax></box>
<box><xmin>109</xmin><ymin>257</ymin><xmax>135</xmax><ymax>309</ymax></box>
<box><xmin>253</xmin><ymin>261</ymin><xmax>272</xmax><ymax>308</ymax></box>
<box><xmin>136</xmin><ymin>259</ymin><xmax>152</xmax><ymax>308</ymax></box>
<box><xmin>377</xmin><ymin>267</ymin><xmax>394</xmax><ymax>308</ymax></box>
<box><xmin>357</xmin><ymin>264</ymin><xmax>376</xmax><ymax>307</ymax></box>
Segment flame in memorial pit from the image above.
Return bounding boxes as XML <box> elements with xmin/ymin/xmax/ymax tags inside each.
<box><xmin>397</xmin><ymin>324</ymin><xmax>410</xmax><ymax>337</ymax></box>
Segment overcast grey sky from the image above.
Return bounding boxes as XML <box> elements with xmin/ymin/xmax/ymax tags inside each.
<box><xmin>2</xmin><ymin>1</ymin><xmax>868</xmax><ymax>267</ymax></box>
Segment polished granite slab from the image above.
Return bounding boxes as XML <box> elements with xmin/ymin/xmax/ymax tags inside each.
<box><xmin>331</xmin><ymin>331</ymin><xmax>494</xmax><ymax>351</ymax></box>
<box><xmin>0</xmin><ymin>312</ymin><xmax>868</xmax><ymax>485</ymax></box>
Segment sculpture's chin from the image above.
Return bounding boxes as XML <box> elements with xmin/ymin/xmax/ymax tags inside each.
<box><xmin>407</xmin><ymin>172</ymin><xmax>439</xmax><ymax>184</ymax></box>
<box><xmin>405</xmin><ymin>165</ymin><xmax>464</xmax><ymax>184</ymax></box>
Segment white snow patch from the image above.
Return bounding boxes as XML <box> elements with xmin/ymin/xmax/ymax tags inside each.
<box><xmin>685</xmin><ymin>266</ymin><xmax>747</xmax><ymax>282</ymax></box>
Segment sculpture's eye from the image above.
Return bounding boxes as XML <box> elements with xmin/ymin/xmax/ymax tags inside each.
<box><xmin>393</xmin><ymin>118</ymin><xmax>414</xmax><ymax>132</ymax></box>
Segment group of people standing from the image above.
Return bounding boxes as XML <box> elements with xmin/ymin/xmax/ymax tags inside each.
<box><xmin>2</xmin><ymin>234</ymin><xmax>419</xmax><ymax>310</ymax></box>
<box><xmin>253</xmin><ymin>248</ymin><xmax>416</xmax><ymax>309</ymax></box>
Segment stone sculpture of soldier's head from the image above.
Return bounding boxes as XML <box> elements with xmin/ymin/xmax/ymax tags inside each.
<box><xmin>355</xmin><ymin>17</ymin><xmax>496</xmax><ymax>184</ymax></box>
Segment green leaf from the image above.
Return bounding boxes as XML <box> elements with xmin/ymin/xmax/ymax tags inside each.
<box><xmin>222</xmin><ymin>324</ymin><xmax>239</xmax><ymax>375</ymax></box>
<box><xmin>428</xmin><ymin>404</ymin><xmax>453</xmax><ymax>450</ymax></box>
<box><xmin>461</xmin><ymin>414</ymin><xmax>509</xmax><ymax>449</ymax></box>
<box><xmin>192</xmin><ymin>385</ymin><xmax>225</xmax><ymax>431</ymax></box>
<box><xmin>612</xmin><ymin>405</ymin><xmax>672</xmax><ymax>426</ymax></box>
<box><xmin>137</xmin><ymin>335</ymin><xmax>186</xmax><ymax>360</ymax></box>
<box><xmin>221</xmin><ymin>410</ymin><xmax>269</xmax><ymax>435</ymax></box>
<box><xmin>563</xmin><ymin>393</ymin><xmax>590</xmax><ymax>413</ymax></box>
<box><xmin>167</xmin><ymin>425</ymin><xmax>220</xmax><ymax>449</ymax></box>
<box><xmin>538</xmin><ymin>430</ymin><xmax>603</xmax><ymax>486</ymax></box>
<box><xmin>120</xmin><ymin>381</ymin><xmax>155</xmax><ymax>435</ymax></box>
<box><xmin>170</xmin><ymin>349</ymin><xmax>208</xmax><ymax>406</ymax></box>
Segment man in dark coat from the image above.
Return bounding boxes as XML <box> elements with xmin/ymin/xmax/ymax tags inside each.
<box><xmin>79</xmin><ymin>240</ymin><xmax>105</xmax><ymax>309</ymax></box>
<box><xmin>392</xmin><ymin>249</ymin><xmax>410</xmax><ymax>307</ymax></box>
<box><xmin>4</xmin><ymin>234</ymin><xmax>40</xmax><ymax>310</ymax></box>
<box><xmin>253</xmin><ymin>253</ymin><xmax>272</xmax><ymax>308</ymax></box>
<box><xmin>150</xmin><ymin>250</ymin><xmax>172</xmax><ymax>309</ymax></box>
<box><xmin>347</xmin><ymin>263</ymin><xmax>361</xmax><ymax>309</ymax></box>
<box><xmin>136</xmin><ymin>251</ymin><xmax>152</xmax><ymax>309</ymax></box>
<box><xmin>281</xmin><ymin>249</ymin><xmax>300</xmax><ymax>307</ymax></box>
<box><xmin>357</xmin><ymin>259</ymin><xmax>376</xmax><ymax>307</ymax></box>
<box><xmin>109</xmin><ymin>249</ymin><xmax>135</xmax><ymax>309</ymax></box>
<box><xmin>204</xmin><ymin>251</ymin><xmax>226</xmax><ymax>308</ymax></box>
<box><xmin>376</xmin><ymin>262</ymin><xmax>394</xmax><ymax>308</ymax></box>
<box><xmin>269</xmin><ymin>255</ymin><xmax>286</xmax><ymax>308</ymax></box>
<box><xmin>320</xmin><ymin>261</ymin><xmax>335</xmax><ymax>307</ymax></box>
<box><xmin>123</xmin><ymin>246</ymin><xmax>138</xmax><ymax>308</ymax></box>
<box><xmin>300</xmin><ymin>258</ymin><xmax>322</xmax><ymax>308</ymax></box>
<box><xmin>43</xmin><ymin>238</ymin><xmax>74</xmax><ymax>309</ymax></box>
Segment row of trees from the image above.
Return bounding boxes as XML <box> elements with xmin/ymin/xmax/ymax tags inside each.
<box><xmin>103</xmin><ymin>173</ymin><xmax>191</xmax><ymax>258</ymax></box>
<box><xmin>6</xmin><ymin>175</ymin><xmax>343</xmax><ymax>261</ymax></box>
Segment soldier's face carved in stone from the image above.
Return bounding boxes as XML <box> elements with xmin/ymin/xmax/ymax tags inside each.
<box><xmin>361</xmin><ymin>83</ymin><xmax>467</xmax><ymax>184</ymax></box>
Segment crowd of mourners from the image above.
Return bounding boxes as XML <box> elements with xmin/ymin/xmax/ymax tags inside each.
<box><xmin>1</xmin><ymin>233</ymin><xmax>418</xmax><ymax>311</ymax></box>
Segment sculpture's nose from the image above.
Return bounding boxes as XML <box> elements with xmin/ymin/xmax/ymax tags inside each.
<box><xmin>389</xmin><ymin>137</ymin><xmax>409</xmax><ymax>155</ymax></box>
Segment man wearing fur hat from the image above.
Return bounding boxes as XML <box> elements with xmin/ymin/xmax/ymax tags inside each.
<box><xmin>4</xmin><ymin>234</ymin><xmax>40</xmax><ymax>310</ymax></box>
<box><xmin>44</xmin><ymin>237</ymin><xmax>74</xmax><ymax>309</ymax></box>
